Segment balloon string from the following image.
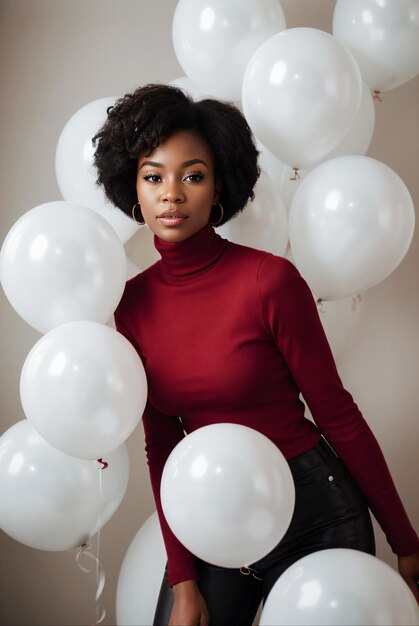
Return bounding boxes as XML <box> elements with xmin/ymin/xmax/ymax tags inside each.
<box><xmin>372</xmin><ymin>89</ymin><xmax>382</xmax><ymax>102</ymax></box>
<box><xmin>75</xmin><ymin>461</ymin><xmax>108</xmax><ymax>625</ymax></box>
<box><xmin>95</xmin><ymin>465</ymin><xmax>105</xmax><ymax>624</ymax></box>
<box><xmin>290</xmin><ymin>167</ymin><xmax>300</xmax><ymax>181</ymax></box>
<box><xmin>75</xmin><ymin>542</ymin><xmax>106</xmax><ymax>624</ymax></box>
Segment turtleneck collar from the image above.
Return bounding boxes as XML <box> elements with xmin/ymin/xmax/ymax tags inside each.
<box><xmin>154</xmin><ymin>224</ymin><xmax>226</xmax><ymax>278</ymax></box>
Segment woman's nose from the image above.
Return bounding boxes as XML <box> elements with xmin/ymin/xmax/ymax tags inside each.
<box><xmin>161</xmin><ymin>181</ymin><xmax>185</xmax><ymax>204</ymax></box>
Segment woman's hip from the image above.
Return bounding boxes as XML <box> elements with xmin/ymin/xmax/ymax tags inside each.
<box><xmin>248</xmin><ymin>437</ymin><xmax>376</xmax><ymax>588</ymax></box>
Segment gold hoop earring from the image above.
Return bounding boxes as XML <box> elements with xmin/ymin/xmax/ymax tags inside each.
<box><xmin>210</xmin><ymin>202</ymin><xmax>224</xmax><ymax>226</ymax></box>
<box><xmin>132</xmin><ymin>202</ymin><xmax>145</xmax><ymax>225</ymax></box>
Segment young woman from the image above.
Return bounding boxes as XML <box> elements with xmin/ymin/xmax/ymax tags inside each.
<box><xmin>93</xmin><ymin>84</ymin><xmax>419</xmax><ymax>626</ymax></box>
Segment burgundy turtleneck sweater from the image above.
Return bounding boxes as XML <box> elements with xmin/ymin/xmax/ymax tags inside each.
<box><xmin>114</xmin><ymin>224</ymin><xmax>419</xmax><ymax>586</ymax></box>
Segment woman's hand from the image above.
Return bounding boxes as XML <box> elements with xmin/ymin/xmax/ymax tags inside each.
<box><xmin>169</xmin><ymin>579</ymin><xmax>209</xmax><ymax>626</ymax></box>
<box><xmin>398</xmin><ymin>549</ymin><xmax>419</xmax><ymax>603</ymax></box>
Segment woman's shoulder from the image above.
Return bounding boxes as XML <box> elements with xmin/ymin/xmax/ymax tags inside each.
<box><xmin>254</xmin><ymin>250</ymin><xmax>314</xmax><ymax>311</ymax></box>
<box><xmin>225</xmin><ymin>239</ymin><xmax>298</xmax><ymax>279</ymax></box>
<box><xmin>258</xmin><ymin>250</ymin><xmax>301</xmax><ymax>280</ymax></box>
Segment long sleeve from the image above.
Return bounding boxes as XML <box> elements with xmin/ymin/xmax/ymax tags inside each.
<box><xmin>114</xmin><ymin>308</ymin><xmax>198</xmax><ymax>586</ymax></box>
<box><xmin>142</xmin><ymin>400</ymin><xmax>198</xmax><ymax>585</ymax></box>
<box><xmin>257</xmin><ymin>254</ymin><xmax>419</xmax><ymax>556</ymax></box>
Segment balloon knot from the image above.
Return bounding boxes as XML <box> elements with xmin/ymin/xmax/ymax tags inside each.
<box><xmin>316</xmin><ymin>298</ymin><xmax>326</xmax><ymax>314</ymax></box>
<box><xmin>96</xmin><ymin>458</ymin><xmax>108</xmax><ymax>470</ymax></box>
<box><xmin>290</xmin><ymin>167</ymin><xmax>300</xmax><ymax>181</ymax></box>
<box><xmin>372</xmin><ymin>89</ymin><xmax>382</xmax><ymax>102</ymax></box>
<box><xmin>351</xmin><ymin>294</ymin><xmax>363</xmax><ymax>311</ymax></box>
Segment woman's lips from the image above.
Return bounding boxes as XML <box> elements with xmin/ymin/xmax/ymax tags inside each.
<box><xmin>157</xmin><ymin>210</ymin><xmax>189</xmax><ymax>226</ymax></box>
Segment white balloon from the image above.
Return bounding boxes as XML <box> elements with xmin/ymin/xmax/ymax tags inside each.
<box><xmin>218</xmin><ymin>172</ymin><xmax>288</xmax><ymax>255</ymax></box>
<box><xmin>161</xmin><ymin>423</ymin><xmax>295</xmax><ymax>568</ymax></box>
<box><xmin>20</xmin><ymin>321</ymin><xmax>147</xmax><ymax>460</ymax></box>
<box><xmin>172</xmin><ymin>0</ymin><xmax>286</xmax><ymax>101</ymax></box>
<box><xmin>116</xmin><ymin>512</ymin><xmax>166</xmax><ymax>626</ymax></box>
<box><xmin>55</xmin><ymin>97</ymin><xmax>139</xmax><ymax>243</ymax></box>
<box><xmin>0</xmin><ymin>420</ymin><xmax>129</xmax><ymax>551</ymax></box>
<box><xmin>0</xmin><ymin>201</ymin><xmax>127</xmax><ymax>334</ymax></box>
<box><xmin>317</xmin><ymin>294</ymin><xmax>365</xmax><ymax>361</ymax></box>
<box><xmin>289</xmin><ymin>155</ymin><xmax>415</xmax><ymax>300</ymax></box>
<box><xmin>260</xmin><ymin>548</ymin><xmax>419</xmax><ymax>625</ymax></box>
<box><xmin>333</xmin><ymin>0</ymin><xmax>419</xmax><ymax>93</ymax></box>
<box><xmin>242</xmin><ymin>28</ymin><xmax>362</xmax><ymax>169</ymax></box>
<box><xmin>321</xmin><ymin>83</ymin><xmax>375</xmax><ymax>161</ymax></box>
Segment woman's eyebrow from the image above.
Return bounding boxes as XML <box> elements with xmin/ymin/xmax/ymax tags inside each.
<box><xmin>138</xmin><ymin>158</ymin><xmax>208</xmax><ymax>170</ymax></box>
<box><xmin>139</xmin><ymin>160</ymin><xmax>163</xmax><ymax>170</ymax></box>
<box><xmin>181</xmin><ymin>159</ymin><xmax>208</xmax><ymax>168</ymax></box>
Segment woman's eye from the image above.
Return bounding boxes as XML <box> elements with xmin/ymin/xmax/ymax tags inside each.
<box><xmin>143</xmin><ymin>174</ymin><xmax>161</xmax><ymax>183</ymax></box>
<box><xmin>184</xmin><ymin>173</ymin><xmax>204</xmax><ymax>182</ymax></box>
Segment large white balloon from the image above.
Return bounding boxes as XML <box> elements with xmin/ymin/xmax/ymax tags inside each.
<box><xmin>161</xmin><ymin>424</ymin><xmax>295</xmax><ymax>568</ymax></box>
<box><xmin>55</xmin><ymin>97</ymin><xmax>139</xmax><ymax>243</ymax></box>
<box><xmin>260</xmin><ymin>548</ymin><xmax>419</xmax><ymax>625</ymax></box>
<box><xmin>289</xmin><ymin>155</ymin><xmax>415</xmax><ymax>300</ymax></box>
<box><xmin>116</xmin><ymin>512</ymin><xmax>166</xmax><ymax>626</ymax></box>
<box><xmin>218</xmin><ymin>172</ymin><xmax>288</xmax><ymax>255</ymax></box>
<box><xmin>0</xmin><ymin>201</ymin><xmax>127</xmax><ymax>334</ymax></box>
<box><xmin>333</xmin><ymin>0</ymin><xmax>419</xmax><ymax>93</ymax></box>
<box><xmin>20</xmin><ymin>321</ymin><xmax>147</xmax><ymax>460</ymax></box>
<box><xmin>172</xmin><ymin>0</ymin><xmax>286</xmax><ymax>101</ymax></box>
<box><xmin>0</xmin><ymin>420</ymin><xmax>129</xmax><ymax>551</ymax></box>
<box><xmin>242</xmin><ymin>28</ymin><xmax>362</xmax><ymax>169</ymax></box>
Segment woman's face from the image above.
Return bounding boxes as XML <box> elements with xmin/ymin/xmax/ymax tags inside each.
<box><xmin>136</xmin><ymin>129</ymin><xmax>221</xmax><ymax>243</ymax></box>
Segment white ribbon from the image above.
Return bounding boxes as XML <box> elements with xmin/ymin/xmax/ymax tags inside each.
<box><xmin>75</xmin><ymin>460</ymin><xmax>107</xmax><ymax>625</ymax></box>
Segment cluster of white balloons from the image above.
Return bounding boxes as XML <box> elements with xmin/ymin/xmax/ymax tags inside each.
<box><xmin>116</xmin><ymin>512</ymin><xmax>419</xmax><ymax>626</ymax></box>
<box><xmin>1</xmin><ymin>1</ymin><xmax>418</xmax><ymax>622</ymax></box>
<box><xmin>116</xmin><ymin>423</ymin><xmax>419</xmax><ymax>626</ymax></box>
<box><xmin>0</xmin><ymin>136</ymin><xmax>148</xmax><ymax>550</ymax></box>
<box><xmin>171</xmin><ymin>0</ymin><xmax>417</xmax><ymax>323</ymax></box>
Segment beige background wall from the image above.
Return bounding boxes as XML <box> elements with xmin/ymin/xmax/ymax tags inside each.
<box><xmin>0</xmin><ymin>1</ymin><xmax>418</xmax><ymax>624</ymax></box>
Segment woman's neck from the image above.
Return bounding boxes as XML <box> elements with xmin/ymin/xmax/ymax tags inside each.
<box><xmin>154</xmin><ymin>224</ymin><xmax>226</xmax><ymax>278</ymax></box>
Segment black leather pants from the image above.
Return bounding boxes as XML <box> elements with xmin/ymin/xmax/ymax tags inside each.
<box><xmin>152</xmin><ymin>437</ymin><xmax>376</xmax><ymax>626</ymax></box>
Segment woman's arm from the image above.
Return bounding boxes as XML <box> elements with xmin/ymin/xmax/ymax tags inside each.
<box><xmin>142</xmin><ymin>399</ymin><xmax>198</xmax><ymax>585</ymax></box>
<box><xmin>398</xmin><ymin>550</ymin><xmax>419</xmax><ymax>603</ymax></box>
<box><xmin>257</xmin><ymin>255</ymin><xmax>419</xmax><ymax>563</ymax></box>
<box><xmin>114</xmin><ymin>308</ymin><xmax>198</xmax><ymax>587</ymax></box>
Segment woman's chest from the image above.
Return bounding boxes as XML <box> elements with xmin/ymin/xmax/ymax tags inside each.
<box><xmin>132</xmin><ymin>281</ymin><xmax>286</xmax><ymax>416</ymax></box>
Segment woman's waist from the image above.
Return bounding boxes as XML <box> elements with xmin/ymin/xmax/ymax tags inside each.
<box><xmin>178</xmin><ymin>411</ymin><xmax>323</xmax><ymax>462</ymax></box>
